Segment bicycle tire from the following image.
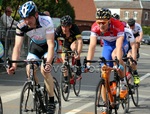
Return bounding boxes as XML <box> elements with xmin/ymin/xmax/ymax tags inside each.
<box><xmin>20</xmin><ymin>82</ymin><xmax>40</xmax><ymax>114</ymax></box>
<box><xmin>60</xmin><ymin>65</ymin><xmax>71</xmax><ymax>101</ymax></box>
<box><xmin>0</xmin><ymin>96</ymin><xmax>3</xmax><ymax>114</ymax></box>
<box><xmin>130</xmin><ymin>83</ymin><xmax>139</xmax><ymax>107</ymax></box>
<box><xmin>127</xmin><ymin>74</ymin><xmax>139</xmax><ymax>107</ymax></box>
<box><xmin>53</xmin><ymin>77</ymin><xmax>61</xmax><ymax>114</ymax></box>
<box><xmin>73</xmin><ymin>73</ymin><xmax>81</xmax><ymax>96</ymax></box>
<box><xmin>95</xmin><ymin>79</ymin><xmax>110</xmax><ymax>114</ymax></box>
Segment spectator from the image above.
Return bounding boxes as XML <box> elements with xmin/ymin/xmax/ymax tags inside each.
<box><xmin>1</xmin><ymin>6</ymin><xmax>18</xmax><ymax>29</ymax></box>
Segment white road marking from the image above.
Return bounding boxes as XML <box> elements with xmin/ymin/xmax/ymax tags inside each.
<box><xmin>140</xmin><ymin>73</ymin><xmax>150</xmax><ymax>81</ymax></box>
<box><xmin>65</xmin><ymin>102</ymin><xmax>94</xmax><ymax>114</ymax></box>
<box><xmin>141</xmin><ymin>53</ymin><xmax>150</xmax><ymax>56</ymax></box>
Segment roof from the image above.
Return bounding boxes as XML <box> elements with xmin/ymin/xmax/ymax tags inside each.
<box><xmin>94</xmin><ymin>1</ymin><xmax>150</xmax><ymax>9</ymax></box>
<box><xmin>68</xmin><ymin>0</ymin><xmax>96</xmax><ymax>21</ymax></box>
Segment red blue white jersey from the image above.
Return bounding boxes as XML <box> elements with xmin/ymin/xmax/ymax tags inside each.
<box><xmin>91</xmin><ymin>18</ymin><xmax>125</xmax><ymax>46</ymax></box>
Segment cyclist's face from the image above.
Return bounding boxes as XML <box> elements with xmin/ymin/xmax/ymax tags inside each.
<box><xmin>61</xmin><ymin>25</ymin><xmax>71</xmax><ymax>34</ymax></box>
<box><xmin>24</xmin><ymin>14</ymin><xmax>37</xmax><ymax>28</ymax></box>
<box><xmin>96</xmin><ymin>19</ymin><xmax>109</xmax><ymax>33</ymax></box>
<box><xmin>129</xmin><ymin>25</ymin><xmax>135</xmax><ymax>30</ymax></box>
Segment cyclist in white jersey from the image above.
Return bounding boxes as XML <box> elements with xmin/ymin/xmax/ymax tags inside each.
<box><xmin>112</xmin><ymin>14</ymin><xmax>140</xmax><ymax>84</ymax></box>
<box><xmin>6</xmin><ymin>1</ymin><xmax>55</xmax><ymax>114</ymax></box>
<box><xmin>127</xmin><ymin>18</ymin><xmax>143</xmax><ymax>59</ymax></box>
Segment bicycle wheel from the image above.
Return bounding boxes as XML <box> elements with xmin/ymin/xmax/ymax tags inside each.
<box><xmin>0</xmin><ymin>96</ymin><xmax>3</xmax><ymax>114</ymax></box>
<box><xmin>53</xmin><ymin>77</ymin><xmax>61</xmax><ymax>114</ymax></box>
<box><xmin>128</xmin><ymin>75</ymin><xmax>139</xmax><ymax>107</ymax></box>
<box><xmin>130</xmin><ymin>83</ymin><xmax>139</xmax><ymax>107</ymax></box>
<box><xmin>95</xmin><ymin>79</ymin><xmax>110</xmax><ymax>114</ymax></box>
<box><xmin>60</xmin><ymin>65</ymin><xmax>71</xmax><ymax>101</ymax></box>
<box><xmin>121</xmin><ymin>90</ymin><xmax>130</xmax><ymax>113</ymax></box>
<box><xmin>20</xmin><ymin>82</ymin><xmax>40</xmax><ymax>114</ymax></box>
<box><xmin>73</xmin><ymin>73</ymin><xmax>81</xmax><ymax>96</ymax></box>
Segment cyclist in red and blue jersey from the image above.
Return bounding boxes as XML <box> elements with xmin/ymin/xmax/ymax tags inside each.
<box><xmin>86</xmin><ymin>8</ymin><xmax>128</xmax><ymax>114</ymax></box>
<box><xmin>6</xmin><ymin>1</ymin><xmax>55</xmax><ymax>114</ymax></box>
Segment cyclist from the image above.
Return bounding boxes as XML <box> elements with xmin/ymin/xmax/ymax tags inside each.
<box><xmin>55</xmin><ymin>15</ymin><xmax>83</xmax><ymax>92</ymax></box>
<box><xmin>127</xmin><ymin>18</ymin><xmax>143</xmax><ymax>59</ymax></box>
<box><xmin>6</xmin><ymin>1</ymin><xmax>55</xmax><ymax>114</ymax></box>
<box><xmin>127</xmin><ymin>18</ymin><xmax>142</xmax><ymax>84</ymax></box>
<box><xmin>86</xmin><ymin>8</ymin><xmax>128</xmax><ymax>114</ymax></box>
<box><xmin>112</xmin><ymin>13</ymin><xmax>140</xmax><ymax>84</ymax></box>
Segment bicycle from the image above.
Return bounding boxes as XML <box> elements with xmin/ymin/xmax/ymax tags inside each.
<box><xmin>0</xmin><ymin>96</ymin><xmax>3</xmax><ymax>114</ymax></box>
<box><xmin>57</xmin><ymin>50</ymin><xmax>82</xmax><ymax>101</ymax></box>
<box><xmin>6</xmin><ymin>58</ymin><xmax>61</xmax><ymax>114</ymax></box>
<box><xmin>83</xmin><ymin>57</ymin><xmax>129</xmax><ymax>114</ymax></box>
<box><xmin>123</xmin><ymin>56</ymin><xmax>139</xmax><ymax>107</ymax></box>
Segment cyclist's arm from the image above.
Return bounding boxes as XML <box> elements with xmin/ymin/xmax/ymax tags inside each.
<box><xmin>138</xmin><ymin>31</ymin><xmax>143</xmax><ymax>42</ymax></box>
<box><xmin>115</xmin><ymin>35</ymin><xmax>124</xmax><ymax>64</ymax></box>
<box><xmin>46</xmin><ymin>33</ymin><xmax>55</xmax><ymax>64</ymax></box>
<box><xmin>76</xmin><ymin>35</ymin><xmax>83</xmax><ymax>56</ymax></box>
<box><xmin>12</xmin><ymin>35</ymin><xmax>24</xmax><ymax>69</ymax></box>
<box><xmin>87</xmin><ymin>34</ymin><xmax>97</xmax><ymax>66</ymax></box>
<box><xmin>130</xmin><ymin>42</ymin><xmax>137</xmax><ymax>61</ymax></box>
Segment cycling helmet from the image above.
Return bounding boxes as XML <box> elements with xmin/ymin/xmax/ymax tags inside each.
<box><xmin>112</xmin><ymin>13</ymin><xmax>120</xmax><ymax>20</ymax></box>
<box><xmin>18</xmin><ymin>1</ymin><xmax>38</xmax><ymax>18</ymax></box>
<box><xmin>60</xmin><ymin>15</ymin><xmax>72</xmax><ymax>26</ymax></box>
<box><xmin>127</xmin><ymin>18</ymin><xmax>135</xmax><ymax>26</ymax></box>
<box><xmin>96</xmin><ymin>8</ymin><xmax>111</xmax><ymax>19</ymax></box>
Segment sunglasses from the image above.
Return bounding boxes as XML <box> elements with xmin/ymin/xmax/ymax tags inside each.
<box><xmin>96</xmin><ymin>20</ymin><xmax>108</xmax><ymax>25</ymax></box>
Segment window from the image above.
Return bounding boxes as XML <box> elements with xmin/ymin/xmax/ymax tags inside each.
<box><xmin>124</xmin><ymin>11</ymin><xmax>129</xmax><ymax>20</ymax></box>
<box><xmin>133</xmin><ymin>11</ymin><xmax>138</xmax><ymax>20</ymax></box>
<box><xmin>145</xmin><ymin>12</ymin><xmax>148</xmax><ymax>20</ymax></box>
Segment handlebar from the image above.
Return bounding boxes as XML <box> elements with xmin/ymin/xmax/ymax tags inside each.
<box><xmin>83</xmin><ymin>56</ymin><xmax>119</xmax><ymax>68</ymax></box>
<box><xmin>6</xmin><ymin>57</ymin><xmax>45</xmax><ymax>69</ymax></box>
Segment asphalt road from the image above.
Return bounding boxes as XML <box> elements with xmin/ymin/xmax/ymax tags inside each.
<box><xmin>0</xmin><ymin>44</ymin><xmax>150</xmax><ymax>114</ymax></box>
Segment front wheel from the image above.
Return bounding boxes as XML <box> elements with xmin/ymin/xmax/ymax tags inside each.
<box><xmin>0</xmin><ymin>96</ymin><xmax>3</xmax><ymax>114</ymax></box>
<box><xmin>53</xmin><ymin>77</ymin><xmax>61</xmax><ymax>114</ymax></box>
<box><xmin>73</xmin><ymin>73</ymin><xmax>81</xmax><ymax>96</ymax></box>
<box><xmin>60</xmin><ymin>65</ymin><xmax>71</xmax><ymax>101</ymax></box>
<box><xmin>20</xmin><ymin>82</ymin><xmax>40</xmax><ymax>114</ymax></box>
<box><xmin>95</xmin><ymin>79</ymin><xmax>110</xmax><ymax>114</ymax></box>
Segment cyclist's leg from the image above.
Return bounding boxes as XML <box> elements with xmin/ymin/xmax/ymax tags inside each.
<box><xmin>41</xmin><ymin>53</ymin><xmax>55</xmax><ymax>113</ymax></box>
<box><xmin>26</xmin><ymin>52</ymin><xmax>39</xmax><ymax>84</ymax></box>
<box><xmin>61</xmin><ymin>48</ymin><xmax>69</xmax><ymax>82</ymax></box>
<box><xmin>70</xmin><ymin>41</ymin><xmax>82</xmax><ymax>76</ymax></box>
<box><xmin>101</xmin><ymin>45</ymin><xmax>114</xmax><ymax>112</ymax></box>
<box><xmin>112</xmin><ymin>42</ymin><xmax>128</xmax><ymax>98</ymax></box>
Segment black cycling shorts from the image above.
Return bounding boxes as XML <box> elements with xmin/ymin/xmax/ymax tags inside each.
<box><xmin>29</xmin><ymin>41</ymin><xmax>48</xmax><ymax>59</ymax></box>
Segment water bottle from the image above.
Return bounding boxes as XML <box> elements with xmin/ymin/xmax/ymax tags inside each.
<box><xmin>110</xmin><ymin>81</ymin><xmax>116</xmax><ymax>95</ymax></box>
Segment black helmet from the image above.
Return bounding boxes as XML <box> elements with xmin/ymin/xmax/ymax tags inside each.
<box><xmin>18</xmin><ymin>1</ymin><xmax>38</xmax><ymax>18</ymax></box>
<box><xmin>112</xmin><ymin>13</ymin><xmax>120</xmax><ymax>20</ymax></box>
<box><xmin>127</xmin><ymin>18</ymin><xmax>135</xmax><ymax>26</ymax></box>
<box><xmin>96</xmin><ymin>8</ymin><xmax>111</xmax><ymax>19</ymax></box>
<box><xmin>60</xmin><ymin>15</ymin><xmax>72</xmax><ymax>26</ymax></box>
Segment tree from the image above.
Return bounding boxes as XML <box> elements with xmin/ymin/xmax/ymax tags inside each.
<box><xmin>1</xmin><ymin>0</ymin><xmax>75</xmax><ymax>22</ymax></box>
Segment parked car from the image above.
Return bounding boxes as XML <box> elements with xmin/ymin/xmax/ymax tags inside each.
<box><xmin>81</xmin><ymin>30</ymin><xmax>91</xmax><ymax>44</ymax></box>
<box><xmin>141</xmin><ymin>35</ymin><xmax>150</xmax><ymax>45</ymax></box>
<box><xmin>81</xmin><ymin>30</ymin><xmax>103</xmax><ymax>46</ymax></box>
